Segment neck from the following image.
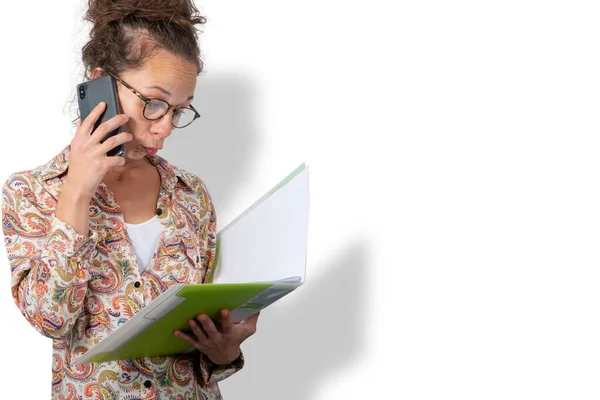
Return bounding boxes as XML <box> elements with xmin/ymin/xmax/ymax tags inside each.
<box><xmin>104</xmin><ymin>157</ymin><xmax>150</xmax><ymax>182</ymax></box>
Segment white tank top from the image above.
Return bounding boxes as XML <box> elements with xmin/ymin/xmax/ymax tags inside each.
<box><xmin>125</xmin><ymin>215</ymin><xmax>163</xmax><ymax>273</ymax></box>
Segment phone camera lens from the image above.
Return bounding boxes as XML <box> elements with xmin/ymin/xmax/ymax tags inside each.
<box><xmin>79</xmin><ymin>86</ymin><xmax>86</xmax><ymax>100</ymax></box>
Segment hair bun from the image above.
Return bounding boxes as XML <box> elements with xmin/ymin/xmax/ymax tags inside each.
<box><xmin>81</xmin><ymin>0</ymin><xmax>205</xmax><ymax>79</ymax></box>
<box><xmin>86</xmin><ymin>0</ymin><xmax>205</xmax><ymax>33</ymax></box>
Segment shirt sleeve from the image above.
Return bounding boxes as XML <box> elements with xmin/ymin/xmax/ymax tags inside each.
<box><xmin>199</xmin><ymin>350</ymin><xmax>245</xmax><ymax>385</ymax></box>
<box><xmin>1</xmin><ymin>175</ymin><xmax>97</xmax><ymax>339</ymax></box>
<box><xmin>202</xmin><ymin>195</ymin><xmax>218</xmax><ymax>284</ymax></box>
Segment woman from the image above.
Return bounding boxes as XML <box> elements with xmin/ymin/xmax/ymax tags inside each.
<box><xmin>1</xmin><ymin>0</ymin><xmax>258</xmax><ymax>398</ymax></box>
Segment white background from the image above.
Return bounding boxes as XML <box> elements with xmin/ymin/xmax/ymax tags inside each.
<box><xmin>1</xmin><ymin>0</ymin><xmax>600</xmax><ymax>398</ymax></box>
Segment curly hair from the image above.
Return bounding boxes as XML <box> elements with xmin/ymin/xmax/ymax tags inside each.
<box><xmin>81</xmin><ymin>0</ymin><xmax>207</xmax><ymax>79</ymax></box>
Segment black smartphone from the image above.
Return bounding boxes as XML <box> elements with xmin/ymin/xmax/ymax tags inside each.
<box><xmin>77</xmin><ymin>74</ymin><xmax>125</xmax><ymax>157</ymax></box>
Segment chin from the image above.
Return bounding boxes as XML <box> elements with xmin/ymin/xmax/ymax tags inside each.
<box><xmin>124</xmin><ymin>146</ymin><xmax>148</xmax><ymax>160</ymax></box>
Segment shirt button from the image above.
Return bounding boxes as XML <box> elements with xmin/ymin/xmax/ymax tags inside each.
<box><xmin>144</xmin><ymin>380</ymin><xmax>152</xmax><ymax>388</ymax></box>
<box><xmin>134</xmin><ymin>281</ymin><xmax>141</xmax><ymax>288</ymax></box>
<box><xmin>156</xmin><ymin>208</ymin><xmax>162</xmax><ymax>216</ymax></box>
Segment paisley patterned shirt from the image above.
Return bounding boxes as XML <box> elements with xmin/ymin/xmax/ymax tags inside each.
<box><xmin>1</xmin><ymin>145</ymin><xmax>243</xmax><ymax>399</ymax></box>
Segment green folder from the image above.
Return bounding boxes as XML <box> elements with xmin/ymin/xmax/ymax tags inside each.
<box><xmin>74</xmin><ymin>163</ymin><xmax>309</xmax><ymax>364</ymax></box>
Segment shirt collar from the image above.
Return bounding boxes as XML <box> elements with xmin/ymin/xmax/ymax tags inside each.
<box><xmin>34</xmin><ymin>145</ymin><xmax>193</xmax><ymax>193</ymax></box>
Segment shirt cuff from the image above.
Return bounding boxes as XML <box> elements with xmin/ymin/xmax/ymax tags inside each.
<box><xmin>199</xmin><ymin>350</ymin><xmax>245</xmax><ymax>384</ymax></box>
<box><xmin>45</xmin><ymin>216</ymin><xmax>98</xmax><ymax>260</ymax></box>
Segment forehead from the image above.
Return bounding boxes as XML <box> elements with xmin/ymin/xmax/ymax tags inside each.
<box><xmin>122</xmin><ymin>50</ymin><xmax>198</xmax><ymax>102</ymax></box>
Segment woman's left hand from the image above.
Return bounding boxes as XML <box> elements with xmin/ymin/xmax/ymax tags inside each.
<box><xmin>174</xmin><ymin>309</ymin><xmax>259</xmax><ymax>365</ymax></box>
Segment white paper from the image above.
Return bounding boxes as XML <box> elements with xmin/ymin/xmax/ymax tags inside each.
<box><xmin>213</xmin><ymin>166</ymin><xmax>309</xmax><ymax>284</ymax></box>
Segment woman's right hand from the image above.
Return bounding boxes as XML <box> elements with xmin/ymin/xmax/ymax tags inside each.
<box><xmin>55</xmin><ymin>102</ymin><xmax>132</xmax><ymax>236</ymax></box>
<box><xmin>67</xmin><ymin>101</ymin><xmax>133</xmax><ymax>200</ymax></box>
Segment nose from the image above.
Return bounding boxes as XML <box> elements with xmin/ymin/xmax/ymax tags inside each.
<box><xmin>150</xmin><ymin>110</ymin><xmax>175</xmax><ymax>138</ymax></box>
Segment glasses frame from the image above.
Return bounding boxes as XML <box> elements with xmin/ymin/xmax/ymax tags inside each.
<box><xmin>108</xmin><ymin>72</ymin><xmax>201</xmax><ymax>129</ymax></box>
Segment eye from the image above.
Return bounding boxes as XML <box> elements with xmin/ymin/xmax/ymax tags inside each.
<box><xmin>147</xmin><ymin>100</ymin><xmax>166</xmax><ymax>111</ymax></box>
<box><xmin>144</xmin><ymin>99</ymin><xmax>169</xmax><ymax>119</ymax></box>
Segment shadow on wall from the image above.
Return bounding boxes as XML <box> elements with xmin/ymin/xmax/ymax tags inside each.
<box><xmin>160</xmin><ymin>71</ymin><xmax>261</xmax><ymax>215</ymax></box>
<box><xmin>160</xmin><ymin>70</ymin><xmax>370</xmax><ymax>398</ymax></box>
<box><xmin>220</xmin><ymin>239</ymin><xmax>370</xmax><ymax>399</ymax></box>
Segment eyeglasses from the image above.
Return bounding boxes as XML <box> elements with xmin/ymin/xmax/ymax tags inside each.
<box><xmin>109</xmin><ymin>72</ymin><xmax>201</xmax><ymax>129</ymax></box>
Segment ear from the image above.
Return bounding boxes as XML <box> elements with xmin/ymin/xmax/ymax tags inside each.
<box><xmin>91</xmin><ymin>67</ymin><xmax>105</xmax><ymax>79</ymax></box>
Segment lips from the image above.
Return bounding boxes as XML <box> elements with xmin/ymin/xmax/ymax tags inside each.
<box><xmin>142</xmin><ymin>146</ymin><xmax>162</xmax><ymax>155</ymax></box>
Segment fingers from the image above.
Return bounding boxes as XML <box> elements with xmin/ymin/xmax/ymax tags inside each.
<box><xmin>175</xmin><ymin>311</ymin><xmax>258</xmax><ymax>352</ymax></box>
<box><xmin>173</xmin><ymin>329</ymin><xmax>199</xmax><ymax>347</ymax></box>
<box><xmin>90</xmin><ymin>113</ymin><xmax>130</xmax><ymax>144</ymax></box>
<box><xmin>196</xmin><ymin>315</ymin><xmax>220</xmax><ymax>339</ymax></box>
<box><xmin>106</xmin><ymin>154</ymin><xmax>126</xmax><ymax>168</ymax></box>
<box><xmin>219</xmin><ymin>310</ymin><xmax>234</xmax><ymax>333</ymax></box>
<box><xmin>77</xmin><ymin>102</ymin><xmax>107</xmax><ymax>138</ymax></box>
<box><xmin>66</xmin><ymin>103</ymin><xmax>132</xmax><ymax>199</ymax></box>
<box><xmin>242</xmin><ymin>311</ymin><xmax>260</xmax><ymax>326</ymax></box>
<box><xmin>97</xmin><ymin>131</ymin><xmax>133</xmax><ymax>156</ymax></box>
<box><xmin>240</xmin><ymin>312</ymin><xmax>259</xmax><ymax>336</ymax></box>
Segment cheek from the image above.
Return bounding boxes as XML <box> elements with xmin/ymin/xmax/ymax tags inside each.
<box><xmin>118</xmin><ymin>91</ymin><xmax>144</xmax><ymax>121</ymax></box>
<box><xmin>119</xmin><ymin>101</ymin><xmax>149</xmax><ymax>137</ymax></box>
<box><xmin>121</xmin><ymin>116</ymin><xmax>148</xmax><ymax>137</ymax></box>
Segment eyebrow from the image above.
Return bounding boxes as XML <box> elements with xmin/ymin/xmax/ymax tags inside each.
<box><xmin>145</xmin><ymin>85</ymin><xmax>194</xmax><ymax>101</ymax></box>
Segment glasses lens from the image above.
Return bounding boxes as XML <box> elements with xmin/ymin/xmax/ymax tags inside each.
<box><xmin>144</xmin><ymin>99</ymin><xmax>169</xmax><ymax>120</ymax></box>
<box><xmin>173</xmin><ymin>108</ymin><xmax>197</xmax><ymax>128</ymax></box>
